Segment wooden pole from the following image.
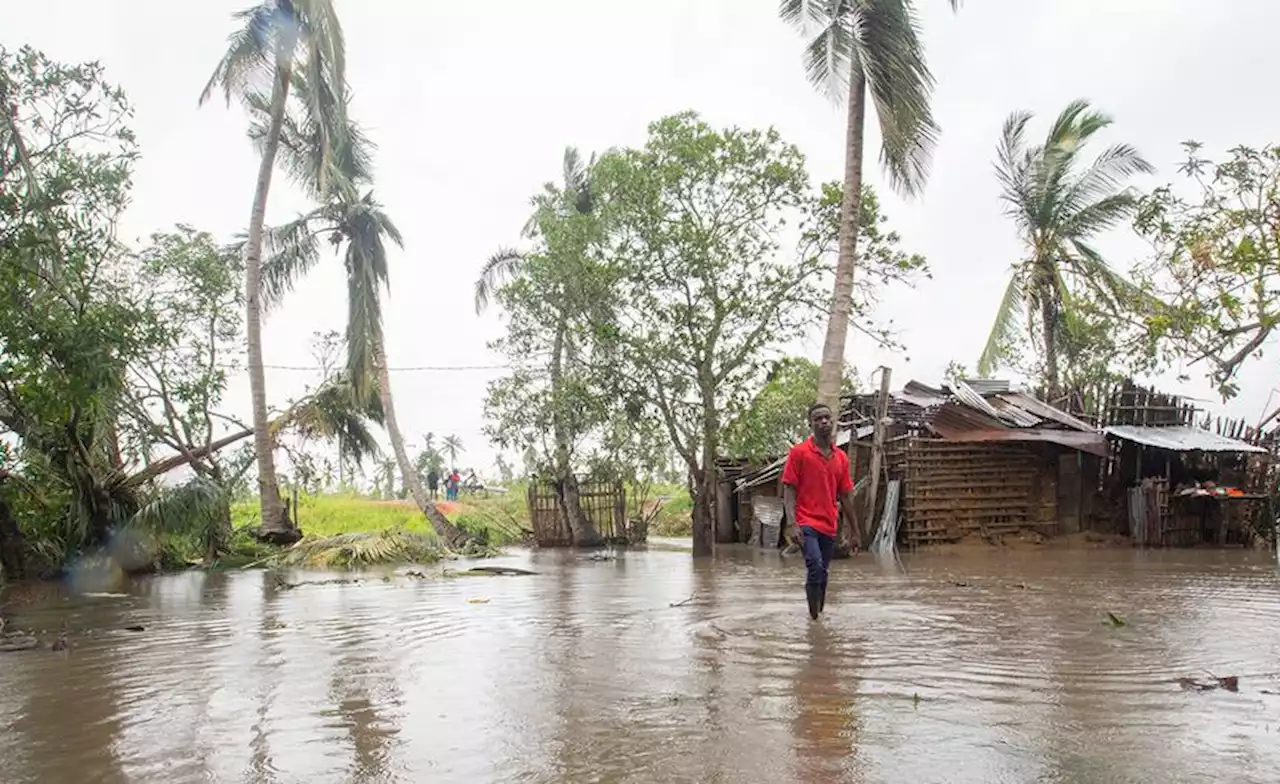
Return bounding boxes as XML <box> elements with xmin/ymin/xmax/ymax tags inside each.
<box><xmin>864</xmin><ymin>366</ymin><xmax>892</xmax><ymax>546</ymax></box>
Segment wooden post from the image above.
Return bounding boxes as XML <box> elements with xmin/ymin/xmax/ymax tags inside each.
<box><xmin>864</xmin><ymin>366</ymin><xmax>892</xmax><ymax>546</ymax></box>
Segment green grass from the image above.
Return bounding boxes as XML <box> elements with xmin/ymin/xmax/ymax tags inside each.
<box><xmin>231</xmin><ymin>491</ymin><xmax>528</xmax><ymax>546</ymax></box>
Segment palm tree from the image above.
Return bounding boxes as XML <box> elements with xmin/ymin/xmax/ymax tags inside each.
<box><xmin>442</xmin><ymin>435</ymin><xmax>463</xmax><ymax>471</ymax></box>
<box><xmin>978</xmin><ymin>99</ymin><xmax>1154</xmax><ymax>401</ymax></box>
<box><xmin>249</xmin><ymin>73</ymin><xmax>468</xmax><ymax>547</ymax></box>
<box><xmin>199</xmin><ymin>0</ymin><xmax>347</xmax><ymax>543</ymax></box>
<box><xmin>780</xmin><ymin>0</ymin><xmax>958</xmax><ymax>411</ymax></box>
<box><xmin>475</xmin><ymin>147</ymin><xmax>605</xmax><ymax>547</ymax></box>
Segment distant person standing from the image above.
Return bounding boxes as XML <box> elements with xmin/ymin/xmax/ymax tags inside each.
<box><xmin>427</xmin><ymin>468</ymin><xmax>440</xmax><ymax>500</ymax></box>
<box><xmin>448</xmin><ymin>470</ymin><xmax>461</xmax><ymax>500</ymax></box>
<box><xmin>782</xmin><ymin>402</ymin><xmax>857</xmax><ymax>620</ymax></box>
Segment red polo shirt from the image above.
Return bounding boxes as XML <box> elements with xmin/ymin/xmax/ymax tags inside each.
<box><xmin>781</xmin><ymin>437</ymin><xmax>852</xmax><ymax>537</ymax></box>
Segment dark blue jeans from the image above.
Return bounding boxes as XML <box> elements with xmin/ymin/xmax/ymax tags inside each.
<box><xmin>799</xmin><ymin>525</ymin><xmax>835</xmax><ymax>588</ymax></box>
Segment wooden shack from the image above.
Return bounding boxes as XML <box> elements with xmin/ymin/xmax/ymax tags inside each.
<box><xmin>892</xmin><ymin>380</ymin><xmax>1107</xmax><ymax>546</ymax></box>
<box><xmin>1094</xmin><ymin>380</ymin><xmax>1274</xmax><ymax>547</ymax></box>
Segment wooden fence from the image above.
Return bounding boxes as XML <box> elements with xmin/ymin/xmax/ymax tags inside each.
<box><xmin>527</xmin><ymin>478</ymin><xmax>626</xmax><ymax>547</ymax></box>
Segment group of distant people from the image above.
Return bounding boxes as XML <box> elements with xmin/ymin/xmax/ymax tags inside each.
<box><xmin>426</xmin><ymin>468</ymin><xmax>462</xmax><ymax>501</ymax></box>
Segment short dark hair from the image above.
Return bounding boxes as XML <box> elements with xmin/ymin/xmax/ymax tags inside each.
<box><xmin>807</xmin><ymin>402</ymin><xmax>831</xmax><ymax>418</ymax></box>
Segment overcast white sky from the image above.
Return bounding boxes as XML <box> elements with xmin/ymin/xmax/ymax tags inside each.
<box><xmin>6</xmin><ymin>0</ymin><xmax>1278</xmax><ymax>477</ymax></box>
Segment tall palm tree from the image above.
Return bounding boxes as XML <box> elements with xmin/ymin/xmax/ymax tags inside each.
<box><xmin>475</xmin><ymin>147</ymin><xmax>605</xmax><ymax>547</ymax></box>
<box><xmin>251</xmin><ymin>74</ymin><xmax>468</xmax><ymax>547</ymax></box>
<box><xmin>199</xmin><ymin>0</ymin><xmax>347</xmax><ymax>542</ymax></box>
<box><xmin>978</xmin><ymin>99</ymin><xmax>1154</xmax><ymax>401</ymax></box>
<box><xmin>780</xmin><ymin>0</ymin><xmax>958</xmax><ymax>411</ymax></box>
<box><xmin>442</xmin><ymin>435</ymin><xmax>463</xmax><ymax>471</ymax></box>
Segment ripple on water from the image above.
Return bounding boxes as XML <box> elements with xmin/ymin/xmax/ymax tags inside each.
<box><xmin>2</xmin><ymin>549</ymin><xmax>1280</xmax><ymax>783</ymax></box>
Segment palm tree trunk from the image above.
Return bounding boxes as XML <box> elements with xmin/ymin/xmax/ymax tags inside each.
<box><xmin>815</xmin><ymin>59</ymin><xmax>868</xmax><ymax>412</ymax></box>
<box><xmin>243</xmin><ymin>55</ymin><xmax>294</xmax><ymax>537</ymax></box>
<box><xmin>1041</xmin><ymin>290</ymin><xmax>1061</xmax><ymax>402</ymax></box>
<box><xmin>373</xmin><ymin>337</ymin><xmax>469</xmax><ymax>548</ymax></box>
<box><xmin>549</xmin><ymin>316</ymin><xmax>603</xmax><ymax>547</ymax></box>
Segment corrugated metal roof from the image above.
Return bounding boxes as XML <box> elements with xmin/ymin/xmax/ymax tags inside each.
<box><xmin>986</xmin><ymin>396</ymin><xmax>1043</xmax><ymax>428</ymax></box>
<box><xmin>952</xmin><ymin>379</ymin><xmax>1006</xmax><ymax>421</ymax></box>
<box><xmin>1104</xmin><ymin>425</ymin><xmax>1268</xmax><ymax>454</ymax></box>
<box><xmin>959</xmin><ymin>378</ymin><xmax>1011</xmax><ymax>396</ymax></box>
<box><xmin>896</xmin><ymin>381</ymin><xmax>949</xmax><ymax>409</ymax></box>
<box><xmin>942</xmin><ymin>428</ymin><xmax>1109</xmax><ymax>457</ymax></box>
<box><xmin>994</xmin><ymin>392</ymin><xmax>1096</xmax><ymax>432</ymax></box>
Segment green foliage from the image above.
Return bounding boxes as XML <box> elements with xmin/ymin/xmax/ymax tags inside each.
<box><xmin>1132</xmin><ymin>142</ymin><xmax>1280</xmax><ymax>400</ymax></box>
<box><xmin>275</xmin><ymin>529</ymin><xmax>445</xmax><ymax>569</ymax></box>
<box><xmin>0</xmin><ymin>45</ymin><xmax>145</xmax><ymax>558</ymax></box>
<box><xmin>593</xmin><ymin>113</ymin><xmax>925</xmax><ymax>479</ymax></box>
<box><xmin>483</xmin><ymin>146</ymin><xmax>619</xmax><ymax>481</ymax></box>
<box><xmin>723</xmin><ymin>358</ymin><xmax>858</xmax><ymax>460</ymax></box>
<box><xmin>979</xmin><ymin>100</ymin><xmax>1154</xmax><ymax>397</ymax></box>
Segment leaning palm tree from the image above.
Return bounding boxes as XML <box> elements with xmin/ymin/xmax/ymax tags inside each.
<box><xmin>249</xmin><ymin>74</ymin><xmax>469</xmax><ymax>547</ymax></box>
<box><xmin>780</xmin><ymin>0</ymin><xmax>958</xmax><ymax>411</ymax></box>
<box><xmin>475</xmin><ymin>147</ymin><xmax>606</xmax><ymax>547</ymax></box>
<box><xmin>199</xmin><ymin>0</ymin><xmax>347</xmax><ymax>543</ymax></box>
<box><xmin>978</xmin><ymin>99</ymin><xmax>1154</xmax><ymax>401</ymax></box>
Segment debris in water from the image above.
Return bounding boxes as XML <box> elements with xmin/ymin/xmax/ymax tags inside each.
<box><xmin>1176</xmin><ymin>674</ymin><xmax>1240</xmax><ymax>692</ymax></box>
<box><xmin>467</xmin><ymin>598</ymin><xmax>490</xmax><ymax>604</ymax></box>
<box><xmin>912</xmin><ymin>692</ymin><xmax>920</xmax><ymax>707</ymax></box>
<box><xmin>1104</xmin><ymin>612</ymin><xmax>1126</xmax><ymax>627</ymax></box>
<box><xmin>81</xmin><ymin>592</ymin><xmax>128</xmax><ymax>599</ymax></box>
<box><xmin>669</xmin><ymin>594</ymin><xmax>697</xmax><ymax>608</ymax></box>
<box><xmin>123</xmin><ymin>625</ymin><xmax>146</xmax><ymax>633</ymax></box>
<box><xmin>951</xmin><ymin>581</ymin><xmax>972</xmax><ymax>588</ymax></box>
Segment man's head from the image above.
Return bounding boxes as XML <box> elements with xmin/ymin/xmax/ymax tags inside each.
<box><xmin>807</xmin><ymin>402</ymin><xmax>834</xmax><ymax>441</ymax></box>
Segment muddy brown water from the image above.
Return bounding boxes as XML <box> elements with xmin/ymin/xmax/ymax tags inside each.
<box><xmin>3</xmin><ymin>546</ymin><xmax>1280</xmax><ymax>783</ymax></box>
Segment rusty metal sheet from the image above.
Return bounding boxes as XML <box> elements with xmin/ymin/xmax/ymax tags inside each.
<box><xmin>995</xmin><ymin>392</ymin><xmax>1096</xmax><ymax>432</ymax></box>
<box><xmin>1105</xmin><ymin>425</ymin><xmax>1268</xmax><ymax>454</ymax></box>
<box><xmin>952</xmin><ymin>379</ymin><xmax>1007</xmax><ymax>421</ymax></box>
<box><xmin>941</xmin><ymin>427</ymin><xmax>1109</xmax><ymax>457</ymax></box>
<box><xmin>986</xmin><ymin>396</ymin><xmax>1043</xmax><ymax>427</ymax></box>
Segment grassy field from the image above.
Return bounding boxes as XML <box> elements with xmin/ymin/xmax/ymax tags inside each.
<box><xmin>229</xmin><ymin>481</ymin><xmax>694</xmax><ymax>544</ymax></box>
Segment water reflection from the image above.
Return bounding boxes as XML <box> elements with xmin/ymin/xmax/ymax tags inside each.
<box><xmin>1</xmin><ymin>547</ymin><xmax>1279</xmax><ymax>783</ymax></box>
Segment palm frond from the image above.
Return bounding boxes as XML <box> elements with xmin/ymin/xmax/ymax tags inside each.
<box><xmin>474</xmin><ymin>247</ymin><xmax>526</xmax><ymax>314</ymax></box>
<box><xmin>199</xmin><ymin>4</ymin><xmax>277</xmax><ymax>107</ymax></box>
<box><xmin>993</xmin><ymin>108</ymin><xmax>1034</xmax><ymax>224</ymax></box>
<box><xmin>129</xmin><ymin>476</ymin><xmax>229</xmax><ymax>545</ymax></box>
<box><xmin>258</xmin><ymin>209</ymin><xmax>326</xmax><ymax>311</ymax></box>
<box><xmin>338</xmin><ymin>193</ymin><xmax>400</xmax><ymax>404</ymax></box>
<box><xmin>275</xmin><ymin>529</ymin><xmax>444</xmax><ymax>568</ymax></box>
<box><xmin>287</xmin><ymin>374</ymin><xmax>384</xmax><ymax>465</ymax></box>
<box><xmin>247</xmin><ymin>70</ymin><xmax>375</xmax><ymax>199</ymax></box>
<box><xmin>801</xmin><ymin>15</ymin><xmax>856</xmax><ymax>101</ymax></box>
<box><xmin>859</xmin><ymin>0</ymin><xmax>941</xmax><ymax>195</ymax></box>
<box><xmin>779</xmin><ymin>0</ymin><xmax>832</xmax><ymax>34</ymax></box>
<box><xmin>977</xmin><ymin>268</ymin><xmax>1027</xmax><ymax>375</ymax></box>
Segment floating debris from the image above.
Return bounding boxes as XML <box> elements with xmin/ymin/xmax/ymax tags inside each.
<box><xmin>123</xmin><ymin>625</ymin><xmax>146</xmax><ymax>633</ymax></box>
<box><xmin>467</xmin><ymin>598</ymin><xmax>490</xmax><ymax>604</ymax></box>
<box><xmin>1176</xmin><ymin>674</ymin><xmax>1239</xmax><ymax>692</ymax></box>
<box><xmin>1104</xmin><ymin>612</ymin><xmax>1127</xmax><ymax>628</ymax></box>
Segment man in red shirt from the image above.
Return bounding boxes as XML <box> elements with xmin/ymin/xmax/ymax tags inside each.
<box><xmin>782</xmin><ymin>402</ymin><xmax>856</xmax><ymax>620</ymax></box>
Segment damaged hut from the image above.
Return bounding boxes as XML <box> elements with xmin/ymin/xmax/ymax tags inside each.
<box><xmin>1096</xmin><ymin>381</ymin><xmax>1274</xmax><ymax>547</ymax></box>
<box><xmin>727</xmin><ymin>378</ymin><xmax>1109</xmax><ymax>549</ymax></box>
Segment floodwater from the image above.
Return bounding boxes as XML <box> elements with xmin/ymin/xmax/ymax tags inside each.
<box><xmin>3</xmin><ymin>545</ymin><xmax>1280</xmax><ymax>784</ymax></box>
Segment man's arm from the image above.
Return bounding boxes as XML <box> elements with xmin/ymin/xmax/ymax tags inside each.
<box><xmin>783</xmin><ymin>483</ymin><xmax>797</xmax><ymax>538</ymax></box>
<box><xmin>839</xmin><ymin>489</ymin><xmax>861</xmax><ymax>553</ymax></box>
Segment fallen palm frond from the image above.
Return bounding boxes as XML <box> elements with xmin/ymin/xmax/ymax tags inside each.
<box><xmin>272</xmin><ymin>528</ymin><xmax>447</xmax><ymax>569</ymax></box>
